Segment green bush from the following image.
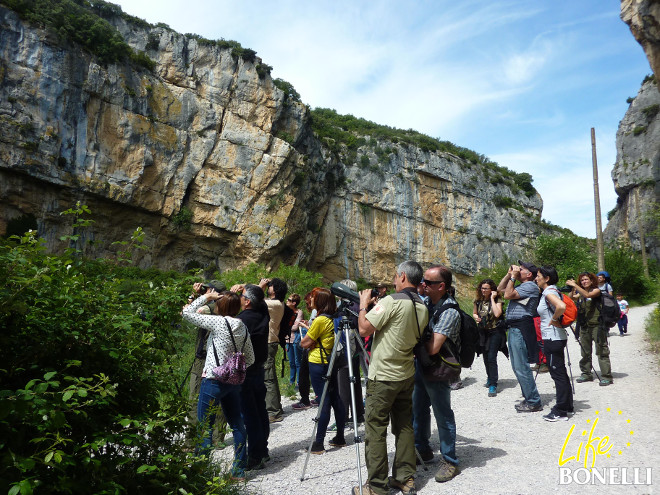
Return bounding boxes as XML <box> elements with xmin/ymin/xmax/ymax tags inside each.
<box><xmin>604</xmin><ymin>240</ymin><xmax>656</xmax><ymax>303</ymax></box>
<box><xmin>0</xmin><ymin>230</ymin><xmax>242</xmax><ymax>494</ymax></box>
<box><xmin>493</xmin><ymin>195</ymin><xmax>513</xmax><ymax>208</ymax></box>
<box><xmin>531</xmin><ymin>233</ymin><xmax>596</xmax><ymax>281</ymax></box>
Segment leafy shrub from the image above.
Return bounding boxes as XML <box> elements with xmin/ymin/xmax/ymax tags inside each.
<box><xmin>256</xmin><ymin>63</ymin><xmax>272</xmax><ymax>78</ymax></box>
<box><xmin>0</xmin><ymin>230</ymin><xmax>242</xmax><ymax>494</ymax></box>
<box><xmin>273</xmin><ymin>78</ymin><xmax>301</xmax><ymax>102</ymax></box>
<box><xmin>604</xmin><ymin>240</ymin><xmax>656</xmax><ymax>303</ymax></box>
<box><xmin>493</xmin><ymin>195</ymin><xmax>513</xmax><ymax>208</ymax></box>
<box><xmin>172</xmin><ymin>206</ymin><xmax>193</xmax><ymax>229</ymax></box>
<box><xmin>531</xmin><ymin>233</ymin><xmax>596</xmax><ymax>281</ymax></box>
<box><xmin>642</xmin><ymin>104</ymin><xmax>660</xmax><ymax>120</ymax></box>
<box><xmin>633</xmin><ymin>125</ymin><xmax>648</xmax><ymax>136</ymax></box>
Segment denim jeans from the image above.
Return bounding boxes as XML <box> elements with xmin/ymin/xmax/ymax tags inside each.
<box><xmin>507</xmin><ymin>327</ymin><xmax>542</xmax><ymax>407</ymax></box>
<box><xmin>412</xmin><ymin>363</ymin><xmax>458</xmax><ymax>464</ymax></box>
<box><xmin>309</xmin><ymin>362</ymin><xmax>345</xmax><ymax>443</ymax></box>
<box><xmin>197</xmin><ymin>378</ymin><xmax>247</xmax><ymax>476</ymax></box>
<box><xmin>240</xmin><ymin>366</ymin><xmax>270</xmax><ymax>464</ymax></box>
<box><xmin>287</xmin><ymin>335</ymin><xmax>302</xmax><ymax>384</ymax></box>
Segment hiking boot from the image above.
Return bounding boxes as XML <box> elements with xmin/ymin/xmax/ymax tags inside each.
<box><xmin>329</xmin><ymin>435</ymin><xmax>347</xmax><ymax>447</ymax></box>
<box><xmin>530</xmin><ymin>363</ymin><xmax>540</xmax><ymax>372</ymax></box>
<box><xmin>543</xmin><ymin>411</ymin><xmax>568</xmax><ymax>422</ymax></box>
<box><xmin>576</xmin><ymin>375</ymin><xmax>593</xmax><ymax>383</ymax></box>
<box><xmin>488</xmin><ymin>385</ymin><xmax>497</xmax><ymax>397</ymax></box>
<box><xmin>268</xmin><ymin>415</ymin><xmax>283</xmax><ymax>423</ymax></box>
<box><xmin>389</xmin><ymin>476</ymin><xmax>416</xmax><ymax>494</ymax></box>
<box><xmin>434</xmin><ymin>459</ymin><xmax>459</xmax><ymax>482</ymax></box>
<box><xmin>292</xmin><ymin>401</ymin><xmax>311</xmax><ymax>410</ymax></box>
<box><xmin>599</xmin><ymin>378</ymin><xmax>613</xmax><ymax>387</ymax></box>
<box><xmin>538</xmin><ymin>364</ymin><xmax>550</xmax><ymax>373</ymax></box>
<box><xmin>310</xmin><ymin>441</ymin><xmax>325</xmax><ymax>454</ymax></box>
<box><xmin>515</xmin><ymin>401</ymin><xmax>543</xmax><ymax>413</ymax></box>
<box><xmin>416</xmin><ymin>449</ymin><xmax>434</xmax><ymax>465</ymax></box>
<box><xmin>352</xmin><ymin>482</ymin><xmax>378</xmax><ymax>495</ymax></box>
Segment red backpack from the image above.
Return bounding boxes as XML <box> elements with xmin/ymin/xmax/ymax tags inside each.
<box><xmin>549</xmin><ymin>289</ymin><xmax>577</xmax><ymax>328</ymax></box>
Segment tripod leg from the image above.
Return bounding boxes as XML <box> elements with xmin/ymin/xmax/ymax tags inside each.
<box><xmin>300</xmin><ymin>334</ymin><xmax>341</xmax><ymax>481</ymax></box>
<box><xmin>343</xmin><ymin>325</ymin><xmax>365</xmax><ymax>491</ymax></box>
<box><xmin>415</xmin><ymin>447</ymin><xmax>429</xmax><ymax>471</ymax></box>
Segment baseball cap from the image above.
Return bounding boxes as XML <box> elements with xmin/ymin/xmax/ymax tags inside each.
<box><xmin>207</xmin><ymin>280</ymin><xmax>226</xmax><ymax>292</ymax></box>
<box><xmin>517</xmin><ymin>260</ymin><xmax>538</xmax><ymax>277</ymax></box>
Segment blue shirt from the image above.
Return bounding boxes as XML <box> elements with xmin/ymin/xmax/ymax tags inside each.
<box><xmin>505</xmin><ymin>280</ymin><xmax>540</xmax><ymax>320</ymax></box>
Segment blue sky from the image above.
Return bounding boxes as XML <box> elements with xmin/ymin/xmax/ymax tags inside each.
<box><xmin>111</xmin><ymin>0</ymin><xmax>651</xmax><ymax>238</ymax></box>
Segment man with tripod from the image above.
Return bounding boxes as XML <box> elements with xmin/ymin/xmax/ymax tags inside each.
<box><xmin>353</xmin><ymin>261</ymin><xmax>429</xmax><ymax>495</ymax></box>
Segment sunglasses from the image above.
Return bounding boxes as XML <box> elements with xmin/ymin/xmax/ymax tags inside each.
<box><xmin>422</xmin><ymin>279</ymin><xmax>444</xmax><ymax>286</ymax></box>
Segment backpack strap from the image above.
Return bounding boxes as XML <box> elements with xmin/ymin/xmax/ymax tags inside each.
<box><xmin>431</xmin><ymin>302</ymin><xmax>461</xmax><ymax>354</ymax></box>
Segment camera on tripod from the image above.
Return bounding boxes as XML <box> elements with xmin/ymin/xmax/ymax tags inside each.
<box><xmin>330</xmin><ymin>282</ymin><xmax>380</xmax><ymax>303</ymax></box>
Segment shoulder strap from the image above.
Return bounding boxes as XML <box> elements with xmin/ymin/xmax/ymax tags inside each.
<box><xmin>402</xmin><ymin>290</ymin><xmax>422</xmax><ymax>341</ymax></box>
<box><xmin>222</xmin><ymin>317</ymin><xmax>239</xmax><ymax>353</ymax></box>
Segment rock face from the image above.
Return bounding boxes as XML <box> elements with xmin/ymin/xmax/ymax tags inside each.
<box><xmin>621</xmin><ymin>0</ymin><xmax>660</xmax><ymax>80</ymax></box>
<box><xmin>0</xmin><ymin>5</ymin><xmax>549</xmax><ymax>285</ymax></box>
<box><xmin>605</xmin><ymin>0</ymin><xmax>660</xmax><ymax>260</ymax></box>
<box><xmin>604</xmin><ymin>77</ymin><xmax>660</xmax><ymax>259</ymax></box>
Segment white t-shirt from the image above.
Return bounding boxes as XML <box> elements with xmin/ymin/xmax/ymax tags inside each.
<box><xmin>537</xmin><ymin>286</ymin><xmax>568</xmax><ymax>341</ymax></box>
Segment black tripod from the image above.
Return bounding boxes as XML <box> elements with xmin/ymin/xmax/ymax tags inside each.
<box><xmin>300</xmin><ymin>309</ymin><xmax>370</xmax><ymax>494</ymax></box>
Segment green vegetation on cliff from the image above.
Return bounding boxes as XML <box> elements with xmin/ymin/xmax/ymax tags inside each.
<box><xmin>310</xmin><ymin>108</ymin><xmax>536</xmax><ymax>197</ymax></box>
<box><xmin>1</xmin><ymin>0</ymin><xmax>155</xmax><ymax>69</ymax></box>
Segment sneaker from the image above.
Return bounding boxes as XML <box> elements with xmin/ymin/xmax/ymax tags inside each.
<box><xmin>310</xmin><ymin>441</ymin><xmax>325</xmax><ymax>454</ymax></box>
<box><xmin>268</xmin><ymin>415</ymin><xmax>283</xmax><ymax>423</ymax></box>
<box><xmin>310</xmin><ymin>398</ymin><xmax>319</xmax><ymax>407</ymax></box>
<box><xmin>352</xmin><ymin>483</ymin><xmax>378</xmax><ymax>495</ymax></box>
<box><xmin>488</xmin><ymin>385</ymin><xmax>497</xmax><ymax>397</ymax></box>
<box><xmin>538</xmin><ymin>364</ymin><xmax>550</xmax><ymax>373</ymax></box>
<box><xmin>576</xmin><ymin>375</ymin><xmax>593</xmax><ymax>383</ymax></box>
<box><xmin>328</xmin><ymin>435</ymin><xmax>346</xmax><ymax>447</ymax></box>
<box><xmin>416</xmin><ymin>449</ymin><xmax>434</xmax><ymax>465</ymax></box>
<box><xmin>543</xmin><ymin>412</ymin><xmax>568</xmax><ymax>422</ymax></box>
<box><xmin>515</xmin><ymin>401</ymin><xmax>543</xmax><ymax>413</ymax></box>
<box><xmin>434</xmin><ymin>459</ymin><xmax>459</xmax><ymax>483</ymax></box>
<box><xmin>449</xmin><ymin>380</ymin><xmax>463</xmax><ymax>391</ymax></box>
<box><xmin>389</xmin><ymin>476</ymin><xmax>416</xmax><ymax>494</ymax></box>
<box><xmin>292</xmin><ymin>401</ymin><xmax>311</xmax><ymax>410</ymax></box>
<box><xmin>599</xmin><ymin>378</ymin><xmax>613</xmax><ymax>387</ymax></box>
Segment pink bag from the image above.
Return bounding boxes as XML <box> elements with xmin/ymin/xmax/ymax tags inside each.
<box><xmin>210</xmin><ymin>318</ymin><xmax>247</xmax><ymax>385</ymax></box>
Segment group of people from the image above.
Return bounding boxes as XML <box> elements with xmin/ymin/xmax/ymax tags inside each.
<box><xmin>182</xmin><ymin>277</ymin><xmax>291</xmax><ymax>479</ymax></box>
<box><xmin>181</xmin><ymin>260</ymin><xmax>624</xmax><ymax>494</ymax></box>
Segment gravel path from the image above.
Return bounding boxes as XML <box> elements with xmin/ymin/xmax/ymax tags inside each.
<box><xmin>215</xmin><ymin>304</ymin><xmax>659</xmax><ymax>494</ymax></box>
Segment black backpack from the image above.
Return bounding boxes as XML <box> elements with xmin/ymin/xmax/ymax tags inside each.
<box><xmin>598</xmin><ymin>292</ymin><xmax>619</xmax><ymax>328</ymax></box>
<box><xmin>431</xmin><ymin>303</ymin><xmax>481</xmax><ymax>368</ymax></box>
<box><xmin>278</xmin><ymin>305</ymin><xmax>296</xmax><ymax>351</ymax></box>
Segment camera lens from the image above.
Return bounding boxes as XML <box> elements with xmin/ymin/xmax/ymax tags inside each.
<box><xmin>371</xmin><ymin>288</ymin><xmax>379</xmax><ymax>298</ymax></box>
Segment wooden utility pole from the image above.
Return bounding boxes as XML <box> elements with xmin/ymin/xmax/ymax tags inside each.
<box><xmin>591</xmin><ymin>128</ymin><xmax>605</xmax><ymax>271</ymax></box>
<box><xmin>634</xmin><ymin>188</ymin><xmax>650</xmax><ymax>277</ymax></box>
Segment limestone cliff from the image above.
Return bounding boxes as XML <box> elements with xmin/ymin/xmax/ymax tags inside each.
<box><xmin>621</xmin><ymin>0</ymin><xmax>660</xmax><ymax>80</ymax></box>
<box><xmin>0</xmin><ymin>4</ymin><xmax>549</xmax><ymax>285</ymax></box>
<box><xmin>604</xmin><ymin>77</ymin><xmax>660</xmax><ymax>259</ymax></box>
<box><xmin>604</xmin><ymin>0</ymin><xmax>660</xmax><ymax>260</ymax></box>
